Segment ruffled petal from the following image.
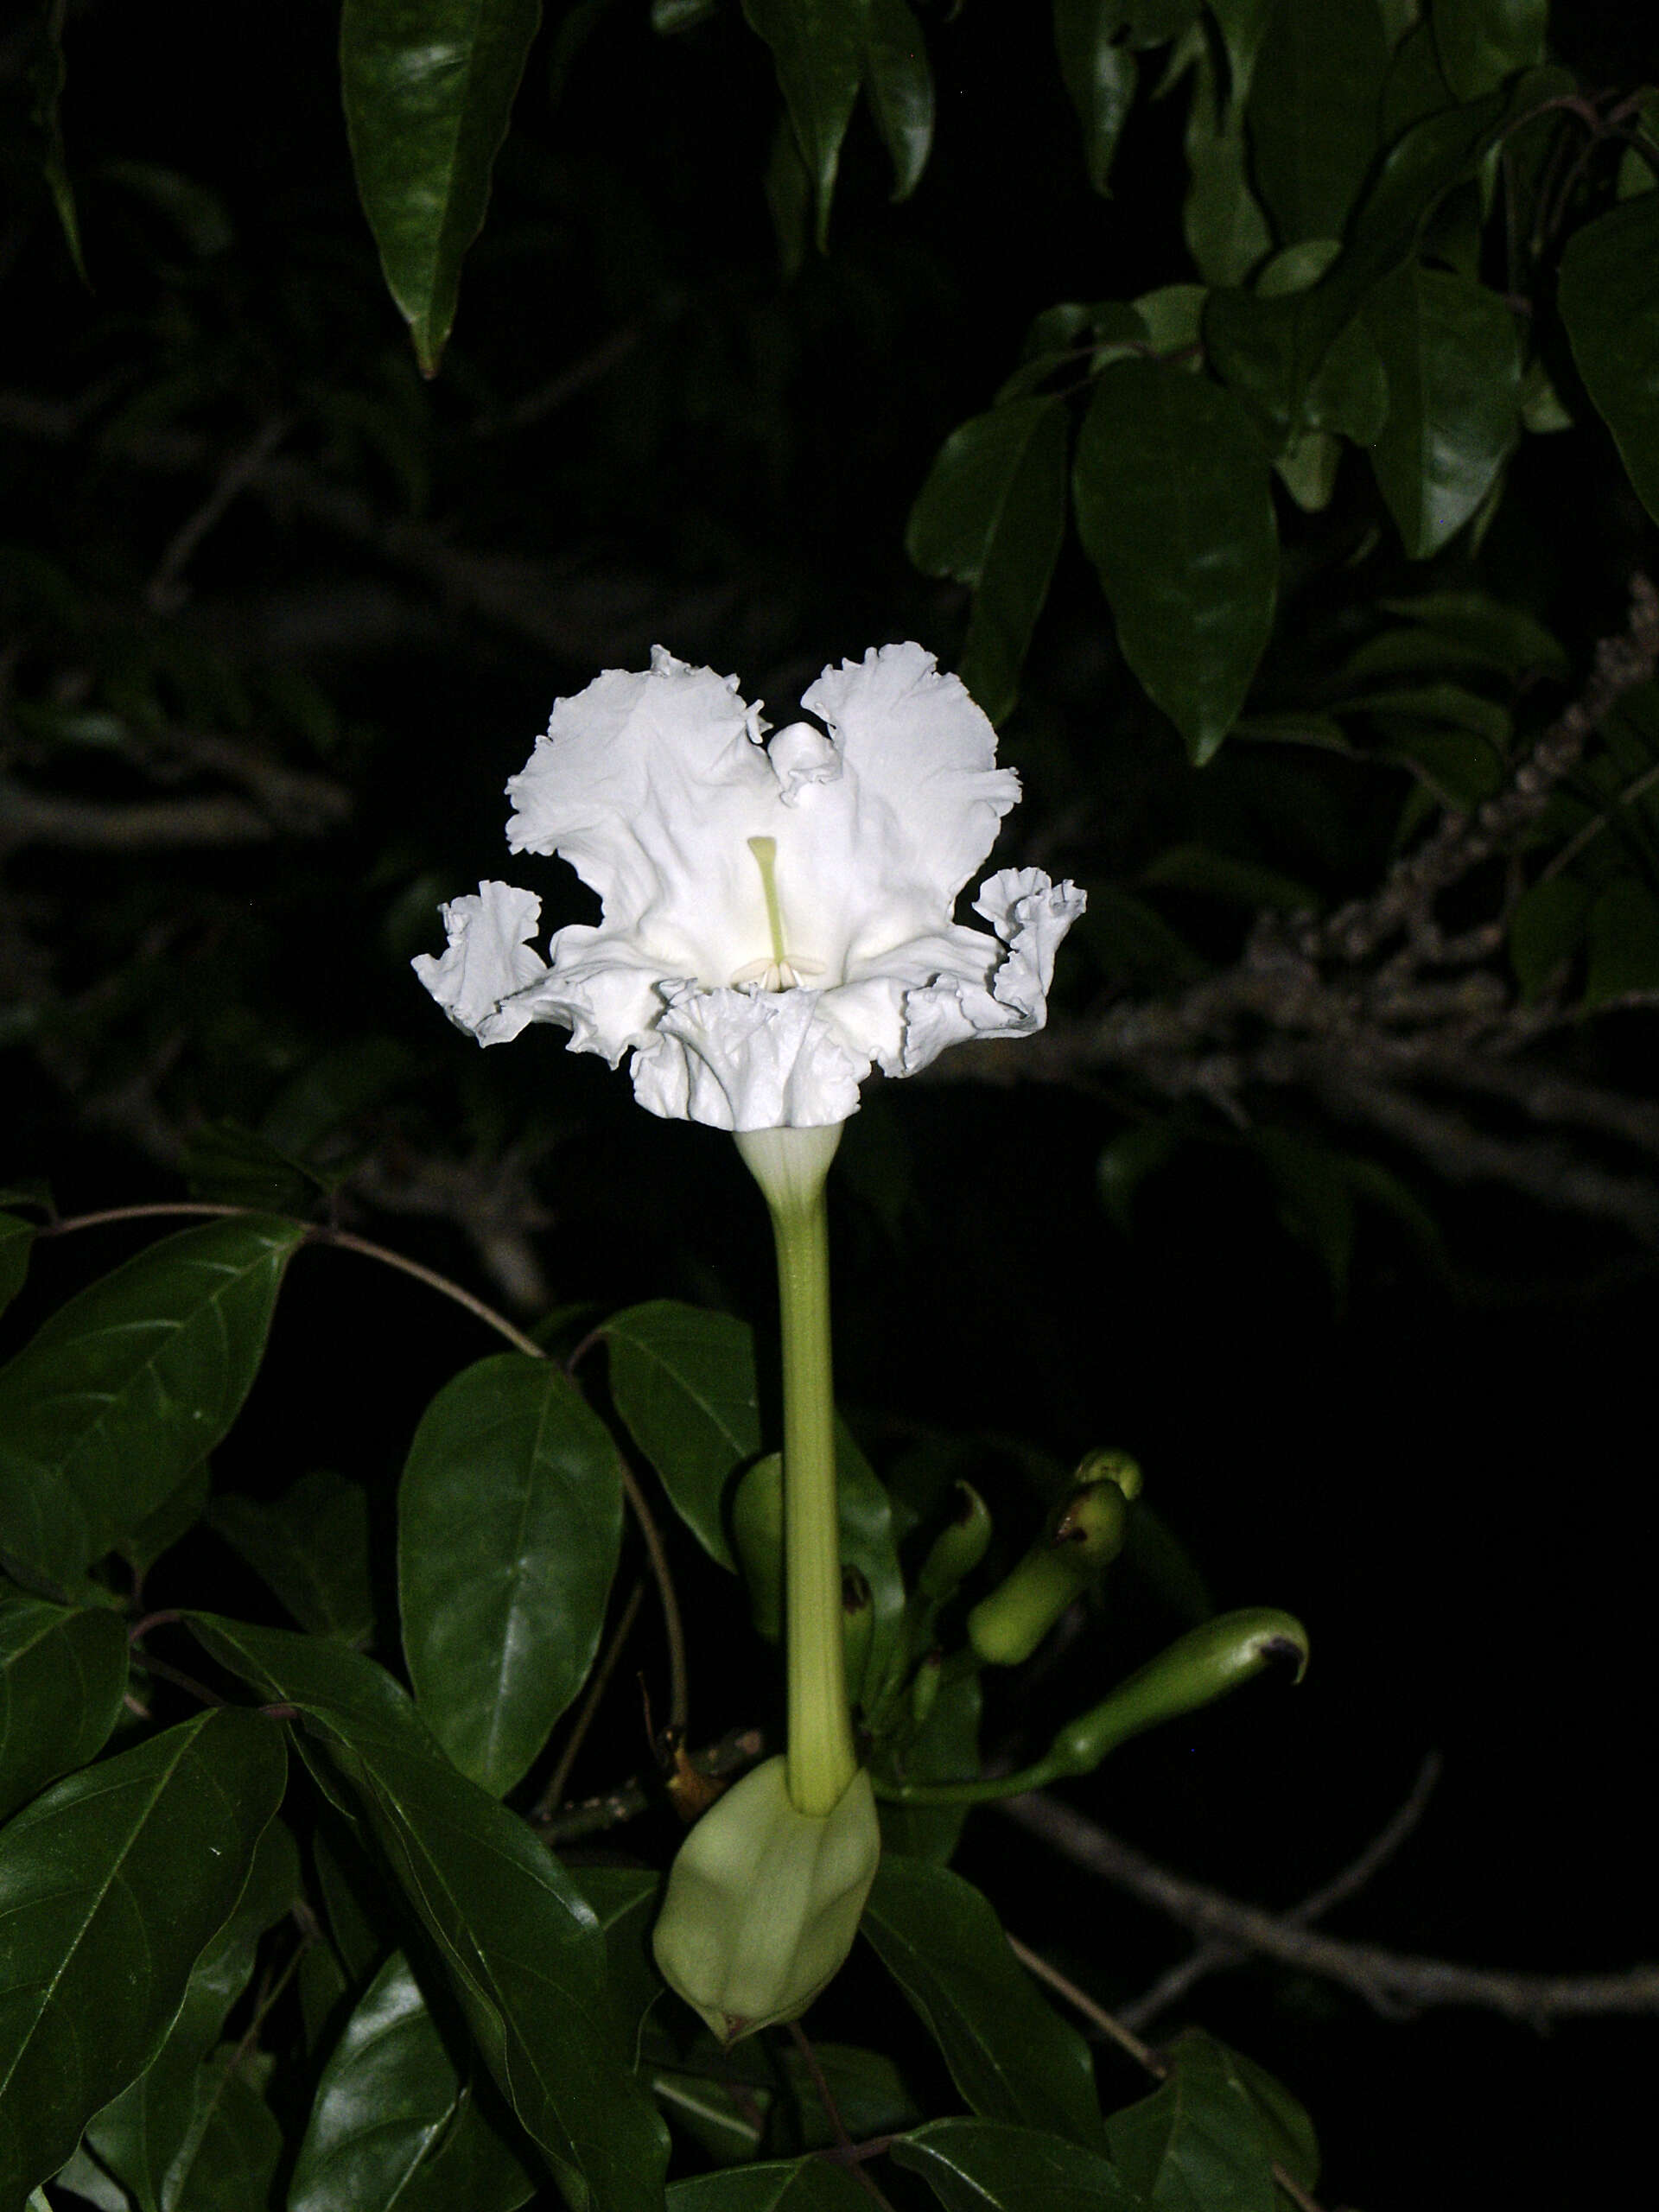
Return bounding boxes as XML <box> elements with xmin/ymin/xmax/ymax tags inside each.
<box><xmin>411</xmin><ymin>881</ymin><xmax>549</xmax><ymax>1046</ymax></box>
<box><xmin>635</xmin><ymin>985</ymin><xmax>868</xmax><ymax>1132</ymax></box>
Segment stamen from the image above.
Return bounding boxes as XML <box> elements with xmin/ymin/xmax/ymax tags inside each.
<box><xmin>733</xmin><ymin>836</ymin><xmax>823</xmax><ymax>991</ymax></box>
<box><xmin>748</xmin><ymin>836</ymin><xmax>789</xmax><ymax>969</ymax></box>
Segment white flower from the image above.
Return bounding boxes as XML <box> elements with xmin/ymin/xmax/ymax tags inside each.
<box><xmin>414</xmin><ymin>642</ymin><xmax>1085</xmax><ymax>1131</ymax></box>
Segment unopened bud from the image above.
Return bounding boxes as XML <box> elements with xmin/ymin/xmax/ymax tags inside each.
<box><xmin>918</xmin><ymin>1482</ymin><xmax>993</xmax><ymax>1601</ymax></box>
<box><xmin>966</xmin><ymin>1471</ymin><xmax>1135</xmax><ymax>1669</ymax></box>
<box><xmin>1045</xmin><ymin>1607</ymin><xmax>1309</xmax><ymax>1778</ymax></box>
<box><xmin>731</xmin><ymin>1452</ymin><xmax>784</xmax><ymax>1643</ymax></box>
<box><xmin>652</xmin><ymin>1755</ymin><xmax>880</xmax><ymax>2044</ymax></box>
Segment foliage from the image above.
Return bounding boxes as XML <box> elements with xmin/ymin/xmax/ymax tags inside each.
<box><xmin>3</xmin><ymin>2</ymin><xmax>1659</xmax><ymax>2208</ymax></box>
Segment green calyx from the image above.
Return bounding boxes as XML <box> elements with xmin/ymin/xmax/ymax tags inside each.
<box><xmin>651</xmin><ymin>1755</ymin><xmax>880</xmax><ymax>2044</ymax></box>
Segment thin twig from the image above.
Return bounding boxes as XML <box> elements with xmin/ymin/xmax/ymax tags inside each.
<box><xmin>533</xmin><ymin>1725</ymin><xmax>765</xmax><ymax>1844</ymax></box>
<box><xmin>537</xmin><ymin>1578</ymin><xmax>645</xmax><ymax>1817</ymax></box>
<box><xmin>789</xmin><ymin>2023</ymin><xmax>899</xmax><ymax>2212</ymax></box>
<box><xmin>1009</xmin><ymin>1934</ymin><xmax>1329</xmax><ymax>2212</ymax></box>
<box><xmin>1006</xmin><ymin>1934</ymin><xmax>1164</xmax><ymax>2075</ymax></box>
<box><xmin>1122</xmin><ymin>1754</ymin><xmax>1441</xmax><ymax>2030</ymax></box>
<box><xmin>1000</xmin><ymin>1790</ymin><xmax>1659</xmax><ymax>2024</ymax></box>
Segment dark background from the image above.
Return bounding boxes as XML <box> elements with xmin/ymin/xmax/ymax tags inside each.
<box><xmin>4</xmin><ymin>3</ymin><xmax>1658</xmax><ymax>2206</ymax></box>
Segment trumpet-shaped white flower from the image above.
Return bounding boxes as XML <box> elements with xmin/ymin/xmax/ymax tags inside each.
<box><xmin>415</xmin><ymin>642</ymin><xmax>1084</xmax><ymax>1131</ymax></box>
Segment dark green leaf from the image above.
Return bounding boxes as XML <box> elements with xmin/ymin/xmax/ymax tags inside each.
<box><xmin>603</xmin><ymin>1300</ymin><xmax>761</xmax><ymax>1569</ymax></box>
<box><xmin>1365</xmin><ymin>262</ymin><xmax>1521</xmax><ymax>556</ymax></box>
<box><xmin>892</xmin><ymin>2117</ymin><xmax>1146</xmax><ymax>2210</ymax></box>
<box><xmin>1205</xmin><ymin>67</ymin><xmax>1567</xmax><ymax>440</ymax></box>
<box><xmin>1430</xmin><ymin>0</ymin><xmax>1545</xmax><ymax>101</ymax></box>
<box><xmin>741</xmin><ymin>0</ymin><xmax>863</xmax><ymax>252</ymax></box>
<box><xmin>767</xmin><ymin>2042</ymin><xmax>918</xmax><ymax>2156</ymax></box>
<box><xmin>862</xmin><ymin>1858</ymin><xmax>1104</xmax><ymax>2149</ymax></box>
<box><xmin>399</xmin><ymin>1353</ymin><xmax>624</xmax><ymax>1795</ymax></box>
<box><xmin>1055</xmin><ymin>2</ymin><xmax>1138</xmax><ymax>195</ymax></box>
<box><xmin>862</xmin><ymin>0</ymin><xmax>933</xmax><ymax>201</ymax></box>
<box><xmin>340</xmin><ymin>0</ymin><xmax>543</xmax><ymax>373</ymax></box>
<box><xmin>1182</xmin><ymin>48</ymin><xmax>1270</xmax><ymax>287</ymax></box>
<box><xmin>86</xmin><ymin>1818</ymin><xmax>300</xmax><ymax>2212</ymax></box>
<box><xmin>185</xmin><ymin>1616</ymin><xmax>670</xmax><ymax>2208</ymax></box>
<box><xmin>1247</xmin><ymin>0</ymin><xmax>1388</xmax><ymax>243</ymax></box>
<box><xmin>156</xmin><ymin>2045</ymin><xmax>281</xmax><ymax>2212</ymax></box>
<box><xmin>289</xmin><ymin>1950</ymin><xmax>537</xmax><ymax>2212</ymax></box>
<box><xmin>1381</xmin><ymin>19</ymin><xmax>1456</xmax><ymax>141</ymax></box>
<box><xmin>116</xmin><ymin>1464</ymin><xmax>213</xmax><ymax>1581</ymax></box>
<box><xmin>569</xmin><ymin>1866</ymin><xmax>664</xmax><ymax>2057</ymax></box>
<box><xmin>877</xmin><ymin>1667</ymin><xmax>980</xmax><ymax>1862</ymax></box>
<box><xmin>1140</xmin><ymin>844</ymin><xmax>1321</xmax><ymax>912</ymax></box>
<box><xmin>1509</xmin><ymin>874</ymin><xmax>1590</xmax><ymax>1001</ymax></box>
<box><xmin>1105</xmin><ymin>2029</ymin><xmax>1317</xmax><ymax>2209</ymax></box>
<box><xmin>0</xmin><ymin>1215</ymin><xmax>306</xmax><ymax>1589</ymax></box>
<box><xmin>0</xmin><ymin>1215</ymin><xmax>35</xmax><ymax>1320</ymax></box>
<box><xmin>1203</xmin><ymin>0</ymin><xmax>1273</xmax><ymax>100</ymax></box>
<box><xmin>835</xmin><ymin>1421</ymin><xmax>906</xmax><ymax>1707</ymax></box>
<box><xmin>667</xmin><ymin>2160</ymin><xmax>870</xmax><ymax>2210</ymax></box>
<box><xmin>0</xmin><ymin>1708</ymin><xmax>286</xmax><ymax>2208</ymax></box>
<box><xmin>1072</xmin><ymin>359</ymin><xmax>1278</xmax><ymax>761</ymax></box>
<box><xmin>0</xmin><ymin>1592</ymin><xmax>129</xmax><ymax>1824</ymax></box>
<box><xmin>1559</xmin><ymin>194</ymin><xmax>1659</xmax><ymax>529</ymax></box>
<box><xmin>52</xmin><ymin>2145</ymin><xmax>132</xmax><ymax>2210</ymax></box>
<box><xmin>1585</xmin><ymin>880</ymin><xmax>1659</xmax><ymax>1006</ymax></box>
<box><xmin>907</xmin><ymin>398</ymin><xmax>1069</xmax><ymax>724</ymax></box>
<box><xmin>210</xmin><ymin>1471</ymin><xmax>375</xmax><ymax>1646</ymax></box>
<box><xmin>183</xmin><ymin>1120</ymin><xmax>323</xmax><ymax>1215</ymax></box>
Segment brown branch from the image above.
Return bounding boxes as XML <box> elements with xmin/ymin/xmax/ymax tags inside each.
<box><xmin>533</xmin><ymin>1724</ymin><xmax>765</xmax><ymax>1845</ymax></box>
<box><xmin>1000</xmin><ymin>1790</ymin><xmax>1659</xmax><ymax>2025</ymax></box>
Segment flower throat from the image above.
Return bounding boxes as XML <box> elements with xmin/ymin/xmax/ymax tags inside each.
<box><xmin>731</xmin><ymin>835</ymin><xmax>823</xmax><ymax>993</ymax></box>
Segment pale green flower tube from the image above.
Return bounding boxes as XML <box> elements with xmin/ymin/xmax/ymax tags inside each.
<box><xmin>652</xmin><ymin>1121</ymin><xmax>880</xmax><ymax>2043</ymax></box>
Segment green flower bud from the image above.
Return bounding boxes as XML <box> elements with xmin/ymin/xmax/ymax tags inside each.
<box><xmin>732</xmin><ymin>1452</ymin><xmax>785</xmax><ymax>1643</ymax></box>
<box><xmin>966</xmin><ymin>1471</ymin><xmax>1135</xmax><ymax>1668</ymax></box>
<box><xmin>1045</xmin><ymin>1607</ymin><xmax>1309</xmax><ymax>1778</ymax></box>
<box><xmin>652</xmin><ymin>1754</ymin><xmax>880</xmax><ymax>2044</ymax></box>
<box><xmin>917</xmin><ymin>1482</ymin><xmax>993</xmax><ymax>1601</ymax></box>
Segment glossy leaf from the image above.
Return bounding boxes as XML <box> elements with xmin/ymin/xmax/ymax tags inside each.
<box><xmin>86</xmin><ymin>1817</ymin><xmax>299</xmax><ymax>2212</ymax></box>
<box><xmin>667</xmin><ymin>2161</ymin><xmax>870</xmax><ymax>2211</ymax></box>
<box><xmin>1430</xmin><ymin>0</ymin><xmax>1545</xmax><ymax>101</ymax></box>
<box><xmin>0</xmin><ymin>1215</ymin><xmax>306</xmax><ymax>1589</ymax></box>
<box><xmin>157</xmin><ymin>2046</ymin><xmax>281</xmax><ymax>2212</ymax></box>
<box><xmin>1559</xmin><ymin>194</ymin><xmax>1659</xmax><ymax>528</ymax></box>
<box><xmin>1182</xmin><ymin>48</ymin><xmax>1270</xmax><ymax>288</ymax></box>
<box><xmin>834</xmin><ymin>1420</ymin><xmax>906</xmax><ymax>1705</ymax></box>
<box><xmin>877</xmin><ymin>1668</ymin><xmax>980</xmax><ymax>1864</ymax></box>
<box><xmin>742</xmin><ymin>0</ymin><xmax>862</xmax><ymax>251</ymax></box>
<box><xmin>340</xmin><ymin>0</ymin><xmax>543</xmax><ymax>374</ymax></box>
<box><xmin>1072</xmin><ymin>359</ymin><xmax>1278</xmax><ymax>762</ymax></box>
<box><xmin>569</xmin><ymin>1866</ymin><xmax>664</xmax><ymax>2057</ymax></box>
<box><xmin>398</xmin><ymin>1352</ymin><xmax>624</xmax><ymax>1795</ymax></box>
<box><xmin>289</xmin><ymin>1951</ymin><xmax>537</xmax><ymax>2212</ymax></box>
<box><xmin>0</xmin><ymin>1592</ymin><xmax>129</xmax><ymax>1824</ymax></box>
<box><xmin>862</xmin><ymin>0</ymin><xmax>934</xmax><ymax>202</ymax></box>
<box><xmin>907</xmin><ymin>397</ymin><xmax>1069</xmax><ymax>724</ymax></box>
<box><xmin>0</xmin><ymin>1215</ymin><xmax>34</xmax><ymax>1320</ymax></box>
<box><xmin>1105</xmin><ymin>2029</ymin><xmax>1318</xmax><ymax>2209</ymax></box>
<box><xmin>1248</xmin><ymin>0</ymin><xmax>1388</xmax><ymax>243</ymax></box>
<box><xmin>0</xmin><ymin>1708</ymin><xmax>286</xmax><ymax>2208</ymax></box>
<box><xmin>603</xmin><ymin>1300</ymin><xmax>761</xmax><ymax>1569</ymax></box>
<box><xmin>1365</xmin><ymin>262</ymin><xmax>1521</xmax><ymax>556</ymax></box>
<box><xmin>1055</xmin><ymin>2</ymin><xmax>1137</xmax><ymax>195</ymax></box>
<box><xmin>768</xmin><ymin>2041</ymin><xmax>918</xmax><ymax>2156</ymax></box>
<box><xmin>862</xmin><ymin>1857</ymin><xmax>1104</xmax><ymax>2149</ymax></box>
<box><xmin>210</xmin><ymin>1471</ymin><xmax>375</xmax><ymax>1646</ymax></box>
<box><xmin>115</xmin><ymin>1465</ymin><xmax>213</xmax><ymax>1582</ymax></box>
<box><xmin>892</xmin><ymin>2117</ymin><xmax>1146</xmax><ymax>2210</ymax></box>
<box><xmin>185</xmin><ymin>1615</ymin><xmax>671</xmax><ymax>2208</ymax></box>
